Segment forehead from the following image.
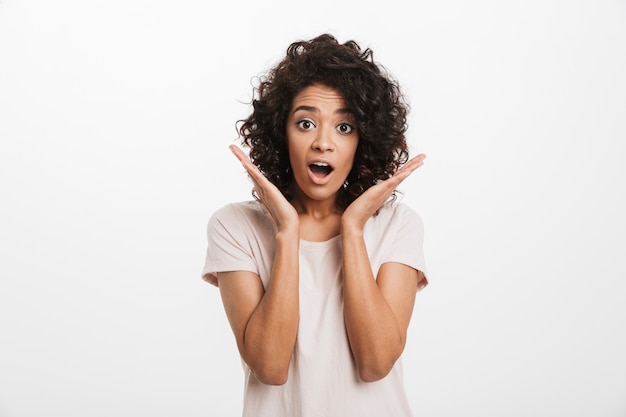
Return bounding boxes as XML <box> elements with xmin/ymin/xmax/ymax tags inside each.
<box><xmin>291</xmin><ymin>84</ymin><xmax>348</xmax><ymax>109</ymax></box>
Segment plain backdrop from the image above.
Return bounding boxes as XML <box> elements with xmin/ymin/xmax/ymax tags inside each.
<box><xmin>1</xmin><ymin>0</ymin><xmax>625</xmax><ymax>416</ymax></box>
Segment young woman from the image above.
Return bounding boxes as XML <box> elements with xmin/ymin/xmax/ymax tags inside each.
<box><xmin>202</xmin><ymin>34</ymin><xmax>428</xmax><ymax>417</ymax></box>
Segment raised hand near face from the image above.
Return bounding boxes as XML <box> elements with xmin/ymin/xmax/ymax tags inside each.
<box><xmin>229</xmin><ymin>145</ymin><xmax>300</xmax><ymax>233</ymax></box>
<box><xmin>341</xmin><ymin>154</ymin><xmax>426</xmax><ymax>230</ymax></box>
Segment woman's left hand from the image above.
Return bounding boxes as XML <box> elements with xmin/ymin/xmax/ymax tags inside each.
<box><xmin>341</xmin><ymin>154</ymin><xmax>426</xmax><ymax>230</ymax></box>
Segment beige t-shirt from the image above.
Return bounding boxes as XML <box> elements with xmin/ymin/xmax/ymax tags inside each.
<box><xmin>203</xmin><ymin>200</ymin><xmax>428</xmax><ymax>417</ymax></box>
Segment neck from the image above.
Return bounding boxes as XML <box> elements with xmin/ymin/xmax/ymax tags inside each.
<box><xmin>290</xmin><ymin>191</ymin><xmax>341</xmax><ymax>220</ymax></box>
<box><xmin>291</xmin><ymin>193</ymin><xmax>342</xmax><ymax>242</ymax></box>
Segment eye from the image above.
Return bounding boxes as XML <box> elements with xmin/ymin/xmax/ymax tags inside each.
<box><xmin>337</xmin><ymin>123</ymin><xmax>354</xmax><ymax>134</ymax></box>
<box><xmin>296</xmin><ymin>119</ymin><xmax>315</xmax><ymax>130</ymax></box>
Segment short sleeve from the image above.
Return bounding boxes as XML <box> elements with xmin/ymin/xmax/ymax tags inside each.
<box><xmin>383</xmin><ymin>204</ymin><xmax>429</xmax><ymax>291</ymax></box>
<box><xmin>201</xmin><ymin>204</ymin><xmax>259</xmax><ymax>286</ymax></box>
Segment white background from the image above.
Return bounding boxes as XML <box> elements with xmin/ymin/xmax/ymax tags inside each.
<box><xmin>1</xmin><ymin>0</ymin><xmax>625</xmax><ymax>416</ymax></box>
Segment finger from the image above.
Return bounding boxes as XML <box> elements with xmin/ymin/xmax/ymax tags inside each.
<box><xmin>229</xmin><ymin>145</ymin><xmax>259</xmax><ymax>171</ymax></box>
<box><xmin>380</xmin><ymin>154</ymin><xmax>426</xmax><ymax>190</ymax></box>
<box><xmin>249</xmin><ymin>177</ymin><xmax>263</xmax><ymax>197</ymax></box>
<box><xmin>229</xmin><ymin>145</ymin><xmax>266</xmax><ymax>181</ymax></box>
<box><xmin>395</xmin><ymin>154</ymin><xmax>426</xmax><ymax>178</ymax></box>
<box><xmin>229</xmin><ymin>144</ymin><xmax>249</xmax><ymax>163</ymax></box>
<box><xmin>403</xmin><ymin>154</ymin><xmax>426</xmax><ymax>172</ymax></box>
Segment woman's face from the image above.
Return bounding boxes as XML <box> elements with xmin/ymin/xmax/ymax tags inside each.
<box><xmin>286</xmin><ymin>84</ymin><xmax>359</xmax><ymax>205</ymax></box>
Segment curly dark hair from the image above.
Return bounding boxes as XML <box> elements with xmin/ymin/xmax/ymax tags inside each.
<box><xmin>237</xmin><ymin>33</ymin><xmax>409</xmax><ymax>210</ymax></box>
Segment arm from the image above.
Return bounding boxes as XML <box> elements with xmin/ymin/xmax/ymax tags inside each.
<box><xmin>341</xmin><ymin>154</ymin><xmax>426</xmax><ymax>382</ymax></box>
<box><xmin>217</xmin><ymin>145</ymin><xmax>300</xmax><ymax>385</ymax></box>
<box><xmin>217</xmin><ymin>227</ymin><xmax>299</xmax><ymax>385</ymax></box>
<box><xmin>341</xmin><ymin>230</ymin><xmax>425</xmax><ymax>382</ymax></box>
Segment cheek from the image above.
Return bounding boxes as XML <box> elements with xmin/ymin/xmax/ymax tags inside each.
<box><xmin>287</xmin><ymin>146</ymin><xmax>306</xmax><ymax>172</ymax></box>
<box><xmin>343</xmin><ymin>141</ymin><xmax>359</xmax><ymax>169</ymax></box>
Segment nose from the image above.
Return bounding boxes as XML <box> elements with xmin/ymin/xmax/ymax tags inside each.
<box><xmin>311</xmin><ymin>128</ymin><xmax>334</xmax><ymax>152</ymax></box>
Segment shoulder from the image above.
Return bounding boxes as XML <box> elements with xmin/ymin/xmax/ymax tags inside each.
<box><xmin>371</xmin><ymin>201</ymin><xmax>423</xmax><ymax>228</ymax></box>
<box><xmin>208</xmin><ymin>200</ymin><xmax>275</xmax><ymax>240</ymax></box>
<box><xmin>210</xmin><ymin>200</ymin><xmax>271</xmax><ymax>227</ymax></box>
<box><xmin>363</xmin><ymin>201</ymin><xmax>425</xmax><ymax>245</ymax></box>
<box><xmin>211</xmin><ymin>199</ymin><xmax>266</xmax><ymax>217</ymax></box>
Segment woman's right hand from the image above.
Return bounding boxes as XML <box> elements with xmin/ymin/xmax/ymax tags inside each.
<box><xmin>229</xmin><ymin>145</ymin><xmax>299</xmax><ymax>233</ymax></box>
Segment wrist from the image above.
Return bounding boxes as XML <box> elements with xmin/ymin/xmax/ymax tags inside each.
<box><xmin>275</xmin><ymin>225</ymin><xmax>300</xmax><ymax>243</ymax></box>
<box><xmin>340</xmin><ymin>220</ymin><xmax>364</xmax><ymax>240</ymax></box>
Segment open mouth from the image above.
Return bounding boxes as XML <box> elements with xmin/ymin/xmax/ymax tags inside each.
<box><xmin>309</xmin><ymin>162</ymin><xmax>334</xmax><ymax>178</ymax></box>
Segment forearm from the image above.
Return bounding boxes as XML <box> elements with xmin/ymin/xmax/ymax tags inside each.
<box><xmin>341</xmin><ymin>226</ymin><xmax>405</xmax><ymax>382</ymax></box>
<box><xmin>242</xmin><ymin>229</ymin><xmax>300</xmax><ymax>384</ymax></box>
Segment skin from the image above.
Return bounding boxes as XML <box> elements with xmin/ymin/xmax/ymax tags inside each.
<box><xmin>219</xmin><ymin>84</ymin><xmax>426</xmax><ymax>385</ymax></box>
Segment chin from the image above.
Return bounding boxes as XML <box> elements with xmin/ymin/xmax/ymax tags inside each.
<box><xmin>297</xmin><ymin>186</ymin><xmax>341</xmax><ymax>203</ymax></box>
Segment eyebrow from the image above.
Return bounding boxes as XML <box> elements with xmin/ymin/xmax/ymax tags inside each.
<box><xmin>291</xmin><ymin>105</ymin><xmax>353</xmax><ymax>115</ymax></box>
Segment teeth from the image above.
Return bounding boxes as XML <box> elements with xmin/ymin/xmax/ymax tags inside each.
<box><xmin>312</xmin><ymin>162</ymin><xmax>330</xmax><ymax>167</ymax></box>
